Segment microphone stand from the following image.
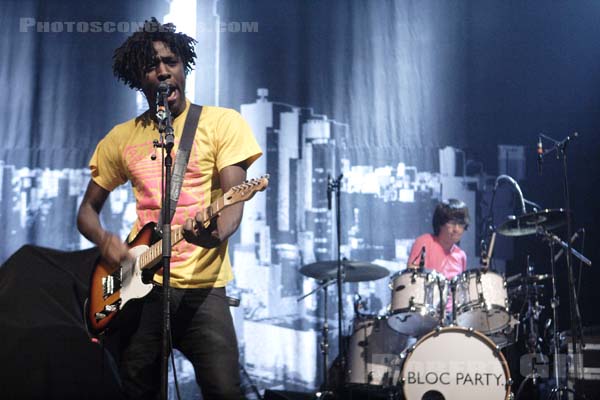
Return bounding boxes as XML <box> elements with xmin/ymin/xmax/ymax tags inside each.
<box><xmin>155</xmin><ymin>88</ymin><xmax>175</xmax><ymax>400</ymax></box>
<box><xmin>539</xmin><ymin>132</ymin><xmax>586</xmax><ymax>400</ymax></box>
<box><xmin>494</xmin><ymin>174</ymin><xmax>527</xmax><ymax>216</ymax></box>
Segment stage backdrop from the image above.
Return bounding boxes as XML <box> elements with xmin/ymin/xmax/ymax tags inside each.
<box><xmin>1</xmin><ymin>0</ymin><xmax>600</xmax><ymax>397</ymax></box>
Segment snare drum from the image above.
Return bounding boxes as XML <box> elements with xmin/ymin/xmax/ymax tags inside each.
<box><xmin>347</xmin><ymin>315</ymin><xmax>409</xmax><ymax>386</ymax></box>
<box><xmin>388</xmin><ymin>270</ymin><xmax>447</xmax><ymax>337</ymax></box>
<box><xmin>455</xmin><ymin>269</ymin><xmax>510</xmax><ymax>334</ymax></box>
<box><xmin>401</xmin><ymin>326</ymin><xmax>512</xmax><ymax>400</ymax></box>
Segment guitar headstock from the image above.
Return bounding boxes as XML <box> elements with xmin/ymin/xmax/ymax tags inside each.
<box><xmin>224</xmin><ymin>175</ymin><xmax>269</xmax><ymax>205</ymax></box>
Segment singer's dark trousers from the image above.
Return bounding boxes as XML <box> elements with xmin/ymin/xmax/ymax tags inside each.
<box><xmin>114</xmin><ymin>285</ymin><xmax>243</xmax><ymax>400</ymax></box>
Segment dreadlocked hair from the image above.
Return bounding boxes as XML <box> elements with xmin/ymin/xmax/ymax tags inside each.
<box><xmin>112</xmin><ymin>17</ymin><xmax>197</xmax><ymax>90</ymax></box>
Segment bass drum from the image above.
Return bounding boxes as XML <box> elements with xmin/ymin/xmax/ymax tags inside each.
<box><xmin>401</xmin><ymin>327</ymin><xmax>512</xmax><ymax>400</ymax></box>
<box><xmin>347</xmin><ymin>315</ymin><xmax>409</xmax><ymax>386</ymax></box>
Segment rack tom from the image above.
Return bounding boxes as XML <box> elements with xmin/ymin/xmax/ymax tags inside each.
<box><xmin>388</xmin><ymin>270</ymin><xmax>447</xmax><ymax>337</ymax></box>
<box><xmin>455</xmin><ymin>269</ymin><xmax>510</xmax><ymax>334</ymax></box>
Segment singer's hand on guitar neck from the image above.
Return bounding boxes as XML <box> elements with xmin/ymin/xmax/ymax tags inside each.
<box><xmin>182</xmin><ymin>163</ymin><xmax>248</xmax><ymax>249</ymax></box>
<box><xmin>183</xmin><ymin>217</ymin><xmax>221</xmax><ymax>249</ymax></box>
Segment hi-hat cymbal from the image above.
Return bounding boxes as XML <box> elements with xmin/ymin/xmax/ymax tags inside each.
<box><xmin>497</xmin><ymin>209</ymin><xmax>567</xmax><ymax>237</ymax></box>
<box><xmin>299</xmin><ymin>260</ymin><xmax>389</xmax><ymax>282</ymax></box>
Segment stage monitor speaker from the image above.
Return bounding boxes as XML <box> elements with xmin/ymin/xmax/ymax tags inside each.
<box><xmin>263</xmin><ymin>389</ymin><xmax>315</xmax><ymax>400</ymax></box>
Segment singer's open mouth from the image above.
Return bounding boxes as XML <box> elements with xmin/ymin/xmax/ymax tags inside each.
<box><xmin>167</xmin><ymin>87</ymin><xmax>177</xmax><ymax>103</ymax></box>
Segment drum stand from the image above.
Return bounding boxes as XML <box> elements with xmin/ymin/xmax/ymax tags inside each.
<box><xmin>317</xmin><ymin>279</ymin><xmax>336</xmax><ymax>399</ymax></box>
<box><xmin>440</xmin><ymin>277</ymin><xmax>457</xmax><ymax>327</ymax></box>
<box><xmin>541</xmin><ymin>229</ymin><xmax>590</xmax><ymax>400</ymax></box>
<box><xmin>515</xmin><ymin>259</ymin><xmax>547</xmax><ymax>400</ymax></box>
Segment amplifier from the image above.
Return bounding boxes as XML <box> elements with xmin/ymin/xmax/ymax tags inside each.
<box><xmin>567</xmin><ymin>335</ymin><xmax>600</xmax><ymax>399</ymax></box>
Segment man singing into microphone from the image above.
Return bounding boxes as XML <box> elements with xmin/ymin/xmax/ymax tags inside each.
<box><xmin>407</xmin><ymin>199</ymin><xmax>470</xmax><ymax>290</ymax></box>
<box><xmin>77</xmin><ymin>18</ymin><xmax>262</xmax><ymax>399</ymax></box>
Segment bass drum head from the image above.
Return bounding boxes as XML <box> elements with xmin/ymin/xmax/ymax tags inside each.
<box><xmin>401</xmin><ymin>327</ymin><xmax>511</xmax><ymax>400</ymax></box>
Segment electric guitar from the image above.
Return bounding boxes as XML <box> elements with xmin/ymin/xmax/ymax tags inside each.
<box><xmin>86</xmin><ymin>175</ymin><xmax>269</xmax><ymax>334</ymax></box>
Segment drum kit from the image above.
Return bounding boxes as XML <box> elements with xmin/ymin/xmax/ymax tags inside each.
<box><xmin>299</xmin><ymin>208</ymin><xmax>589</xmax><ymax>400</ymax></box>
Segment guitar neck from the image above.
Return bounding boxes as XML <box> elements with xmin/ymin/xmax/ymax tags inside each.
<box><xmin>138</xmin><ymin>196</ymin><xmax>226</xmax><ymax>270</ymax></box>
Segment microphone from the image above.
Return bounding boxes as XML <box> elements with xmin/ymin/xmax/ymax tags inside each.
<box><xmin>353</xmin><ymin>294</ymin><xmax>363</xmax><ymax>316</ymax></box>
<box><xmin>479</xmin><ymin>239</ymin><xmax>488</xmax><ymax>267</ymax></box>
<box><xmin>157</xmin><ymin>81</ymin><xmax>170</xmax><ymax>96</ymax></box>
<box><xmin>480</xmin><ymin>231</ymin><xmax>496</xmax><ymax>269</ymax></box>
<box><xmin>418</xmin><ymin>246</ymin><xmax>426</xmax><ymax>269</ymax></box>
<box><xmin>327</xmin><ymin>174</ymin><xmax>332</xmax><ymax>210</ymax></box>
<box><xmin>156</xmin><ymin>82</ymin><xmax>170</xmax><ymax>121</ymax></box>
<box><xmin>537</xmin><ymin>136</ymin><xmax>543</xmax><ymax>175</ymax></box>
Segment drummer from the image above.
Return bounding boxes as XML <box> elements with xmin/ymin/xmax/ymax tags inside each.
<box><xmin>408</xmin><ymin>199</ymin><xmax>470</xmax><ymax>309</ymax></box>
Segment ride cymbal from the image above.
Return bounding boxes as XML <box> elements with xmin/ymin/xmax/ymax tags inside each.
<box><xmin>497</xmin><ymin>209</ymin><xmax>567</xmax><ymax>237</ymax></box>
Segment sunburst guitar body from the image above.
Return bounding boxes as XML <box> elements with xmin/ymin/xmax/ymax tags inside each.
<box><xmin>86</xmin><ymin>175</ymin><xmax>269</xmax><ymax>335</ymax></box>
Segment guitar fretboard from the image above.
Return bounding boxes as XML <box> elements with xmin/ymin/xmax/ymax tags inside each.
<box><xmin>137</xmin><ymin>198</ymin><xmax>226</xmax><ymax>270</ymax></box>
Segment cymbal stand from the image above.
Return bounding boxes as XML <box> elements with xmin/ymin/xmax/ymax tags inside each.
<box><xmin>328</xmin><ymin>173</ymin><xmax>345</xmax><ymax>390</ymax></box>
<box><xmin>297</xmin><ymin>280</ymin><xmax>336</xmax><ymax>397</ymax></box>
<box><xmin>515</xmin><ymin>258</ymin><xmax>546</xmax><ymax>400</ymax></box>
<box><xmin>525</xmin><ymin>263</ymin><xmax>544</xmax><ymax>354</ymax></box>
<box><xmin>318</xmin><ymin>280</ymin><xmax>334</xmax><ymax>399</ymax></box>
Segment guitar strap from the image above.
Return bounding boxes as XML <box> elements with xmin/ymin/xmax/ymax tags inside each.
<box><xmin>158</xmin><ymin>103</ymin><xmax>203</xmax><ymax>225</ymax></box>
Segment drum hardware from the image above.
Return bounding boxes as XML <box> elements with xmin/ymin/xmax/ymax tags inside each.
<box><xmin>539</xmin><ymin>227</ymin><xmax>589</xmax><ymax>400</ymax></box>
<box><xmin>436</xmin><ymin>277</ymin><xmax>446</xmax><ymax>327</ymax></box>
<box><xmin>448</xmin><ymin>276</ymin><xmax>458</xmax><ymax>327</ymax></box>
<box><xmin>298</xmin><ymin>260</ymin><xmax>390</xmax><ymax>395</ymax></box>
<box><xmin>508</xmin><ymin>258</ymin><xmax>548</xmax><ymax>400</ymax></box>
<box><xmin>300</xmin><ymin>173</ymin><xmax>397</xmax><ymax>397</ymax></box>
<box><xmin>297</xmin><ymin>278</ymin><xmax>336</xmax><ymax>398</ymax></box>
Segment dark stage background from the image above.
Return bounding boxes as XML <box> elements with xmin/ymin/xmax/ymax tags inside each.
<box><xmin>1</xmin><ymin>0</ymin><xmax>599</xmax><ymax>397</ymax></box>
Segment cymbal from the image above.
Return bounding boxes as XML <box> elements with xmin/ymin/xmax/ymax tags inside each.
<box><xmin>497</xmin><ymin>209</ymin><xmax>567</xmax><ymax>237</ymax></box>
<box><xmin>299</xmin><ymin>260</ymin><xmax>389</xmax><ymax>282</ymax></box>
<box><xmin>506</xmin><ymin>273</ymin><xmax>551</xmax><ymax>285</ymax></box>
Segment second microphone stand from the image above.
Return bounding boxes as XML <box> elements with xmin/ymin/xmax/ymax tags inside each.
<box><xmin>539</xmin><ymin>132</ymin><xmax>587</xmax><ymax>400</ymax></box>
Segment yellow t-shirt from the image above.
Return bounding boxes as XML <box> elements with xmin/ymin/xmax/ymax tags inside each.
<box><xmin>89</xmin><ymin>100</ymin><xmax>262</xmax><ymax>288</ymax></box>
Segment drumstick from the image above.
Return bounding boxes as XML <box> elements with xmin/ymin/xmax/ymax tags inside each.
<box><xmin>488</xmin><ymin>232</ymin><xmax>497</xmax><ymax>261</ymax></box>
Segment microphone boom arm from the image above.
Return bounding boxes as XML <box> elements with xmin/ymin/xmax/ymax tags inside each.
<box><xmin>494</xmin><ymin>174</ymin><xmax>527</xmax><ymax>215</ymax></box>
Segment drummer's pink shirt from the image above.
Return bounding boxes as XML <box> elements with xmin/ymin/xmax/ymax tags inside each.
<box><xmin>408</xmin><ymin>233</ymin><xmax>467</xmax><ymax>312</ymax></box>
<box><xmin>408</xmin><ymin>233</ymin><xmax>467</xmax><ymax>279</ymax></box>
